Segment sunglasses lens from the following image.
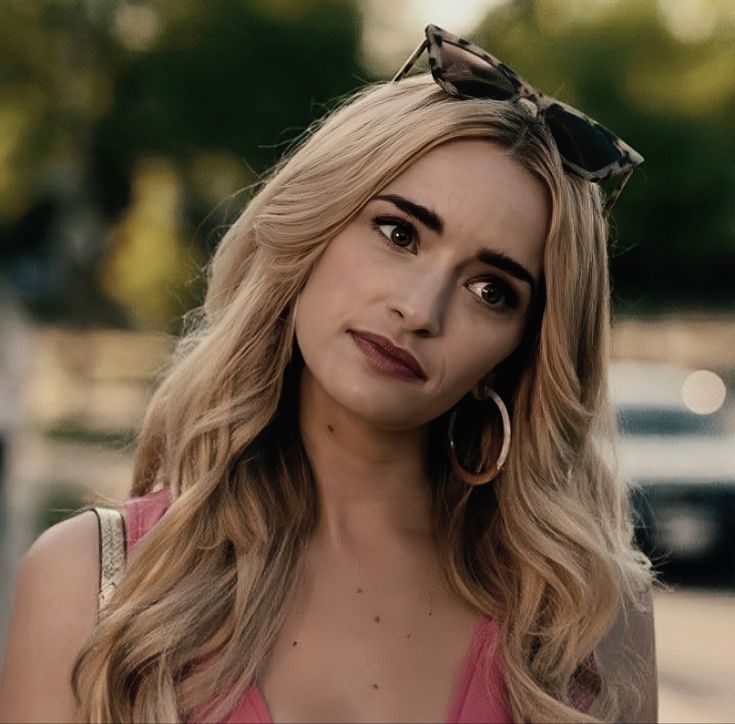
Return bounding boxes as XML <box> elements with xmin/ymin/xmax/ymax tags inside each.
<box><xmin>439</xmin><ymin>42</ymin><xmax>517</xmax><ymax>100</ymax></box>
<box><xmin>544</xmin><ymin>105</ymin><xmax>622</xmax><ymax>175</ymax></box>
<box><xmin>416</xmin><ymin>27</ymin><xmax>642</xmax><ymax>196</ymax></box>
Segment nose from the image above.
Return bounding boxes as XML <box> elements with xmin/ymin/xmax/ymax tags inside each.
<box><xmin>389</xmin><ymin>268</ymin><xmax>451</xmax><ymax>337</ymax></box>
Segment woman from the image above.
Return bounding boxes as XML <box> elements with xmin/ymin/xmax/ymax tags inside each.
<box><xmin>0</xmin><ymin>25</ymin><xmax>656</xmax><ymax>724</ymax></box>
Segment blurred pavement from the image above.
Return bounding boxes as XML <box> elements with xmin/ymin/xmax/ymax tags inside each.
<box><xmin>655</xmin><ymin>588</ymin><xmax>735</xmax><ymax>723</ymax></box>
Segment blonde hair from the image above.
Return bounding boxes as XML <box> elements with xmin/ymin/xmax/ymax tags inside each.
<box><xmin>72</xmin><ymin>75</ymin><xmax>650</xmax><ymax>722</ymax></box>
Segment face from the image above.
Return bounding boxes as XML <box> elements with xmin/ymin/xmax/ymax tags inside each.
<box><xmin>295</xmin><ymin>139</ymin><xmax>549</xmax><ymax>430</ymax></box>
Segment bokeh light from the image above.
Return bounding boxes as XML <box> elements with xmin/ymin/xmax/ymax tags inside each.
<box><xmin>681</xmin><ymin>369</ymin><xmax>727</xmax><ymax>415</ymax></box>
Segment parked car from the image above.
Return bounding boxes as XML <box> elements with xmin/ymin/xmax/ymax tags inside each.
<box><xmin>610</xmin><ymin>362</ymin><xmax>735</xmax><ymax>582</ymax></box>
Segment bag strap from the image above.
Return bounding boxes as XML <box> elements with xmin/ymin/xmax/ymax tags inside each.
<box><xmin>90</xmin><ymin>507</ymin><xmax>127</xmax><ymax>617</ymax></box>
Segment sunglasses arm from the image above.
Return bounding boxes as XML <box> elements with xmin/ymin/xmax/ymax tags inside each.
<box><xmin>603</xmin><ymin>167</ymin><xmax>634</xmax><ymax>215</ymax></box>
<box><xmin>392</xmin><ymin>38</ymin><xmax>429</xmax><ymax>82</ymax></box>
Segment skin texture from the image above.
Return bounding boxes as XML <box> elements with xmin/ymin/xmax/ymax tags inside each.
<box><xmin>0</xmin><ymin>139</ymin><xmax>657</xmax><ymax>722</ymax></box>
<box><xmin>292</xmin><ymin>139</ymin><xmax>548</xmax><ymax>562</ymax></box>
<box><xmin>267</xmin><ymin>140</ymin><xmax>549</xmax><ymax>722</ymax></box>
<box><xmin>0</xmin><ymin>512</ymin><xmax>98</xmax><ymax>723</ymax></box>
<box><xmin>295</xmin><ymin>140</ymin><xmax>546</xmax><ymax>434</ymax></box>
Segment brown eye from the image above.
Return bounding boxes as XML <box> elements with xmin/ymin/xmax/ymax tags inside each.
<box><xmin>374</xmin><ymin>218</ymin><xmax>417</xmax><ymax>250</ymax></box>
<box><xmin>388</xmin><ymin>224</ymin><xmax>412</xmax><ymax>247</ymax></box>
<box><xmin>480</xmin><ymin>281</ymin><xmax>503</xmax><ymax>305</ymax></box>
<box><xmin>466</xmin><ymin>278</ymin><xmax>518</xmax><ymax>312</ymax></box>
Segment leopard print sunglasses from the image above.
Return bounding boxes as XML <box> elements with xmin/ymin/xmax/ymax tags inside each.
<box><xmin>393</xmin><ymin>24</ymin><xmax>644</xmax><ymax>213</ymax></box>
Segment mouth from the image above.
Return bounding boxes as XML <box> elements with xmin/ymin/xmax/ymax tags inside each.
<box><xmin>348</xmin><ymin>330</ymin><xmax>427</xmax><ymax>381</ymax></box>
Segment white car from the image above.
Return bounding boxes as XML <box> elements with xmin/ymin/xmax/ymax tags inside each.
<box><xmin>610</xmin><ymin>362</ymin><xmax>735</xmax><ymax>578</ymax></box>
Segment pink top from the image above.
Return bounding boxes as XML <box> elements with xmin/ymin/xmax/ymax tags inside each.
<box><xmin>124</xmin><ymin>489</ymin><xmax>513</xmax><ymax>723</ymax></box>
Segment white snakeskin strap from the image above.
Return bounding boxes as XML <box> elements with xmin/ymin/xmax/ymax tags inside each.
<box><xmin>92</xmin><ymin>507</ymin><xmax>127</xmax><ymax>617</ymax></box>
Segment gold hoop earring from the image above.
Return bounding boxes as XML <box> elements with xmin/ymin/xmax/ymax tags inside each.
<box><xmin>447</xmin><ymin>388</ymin><xmax>511</xmax><ymax>486</ymax></box>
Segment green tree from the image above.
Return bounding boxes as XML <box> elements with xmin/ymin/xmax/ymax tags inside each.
<box><xmin>471</xmin><ymin>0</ymin><xmax>735</xmax><ymax>310</ymax></box>
<box><xmin>0</xmin><ymin>0</ymin><xmax>368</xmax><ymax>328</ymax></box>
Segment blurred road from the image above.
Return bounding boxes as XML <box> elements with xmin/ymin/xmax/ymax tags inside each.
<box><xmin>655</xmin><ymin>588</ymin><xmax>735</xmax><ymax>723</ymax></box>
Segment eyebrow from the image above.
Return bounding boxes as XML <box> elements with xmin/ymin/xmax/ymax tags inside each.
<box><xmin>476</xmin><ymin>248</ymin><xmax>537</xmax><ymax>296</ymax></box>
<box><xmin>373</xmin><ymin>193</ymin><xmax>537</xmax><ymax>296</ymax></box>
<box><xmin>374</xmin><ymin>194</ymin><xmax>444</xmax><ymax>234</ymax></box>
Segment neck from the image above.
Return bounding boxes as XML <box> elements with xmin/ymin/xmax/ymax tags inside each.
<box><xmin>298</xmin><ymin>368</ymin><xmax>434</xmax><ymax>553</ymax></box>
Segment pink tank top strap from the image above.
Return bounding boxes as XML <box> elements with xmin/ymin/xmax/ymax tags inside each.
<box><xmin>120</xmin><ymin>492</ymin><xmax>515</xmax><ymax>722</ymax></box>
<box><xmin>124</xmin><ymin>487</ymin><xmax>172</xmax><ymax>554</ymax></box>
<box><xmin>447</xmin><ymin>617</ymin><xmax>511</xmax><ymax>723</ymax></box>
<box><xmin>225</xmin><ymin>617</ymin><xmax>511</xmax><ymax>724</ymax></box>
<box><xmin>120</xmin><ymin>493</ymin><xmax>595</xmax><ymax>722</ymax></box>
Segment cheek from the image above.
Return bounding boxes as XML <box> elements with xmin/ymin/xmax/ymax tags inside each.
<box><xmin>294</xmin><ymin>272</ymin><xmax>338</xmax><ymax>358</ymax></box>
<box><xmin>443</xmin><ymin>314</ymin><xmax>530</xmax><ymax>392</ymax></box>
<box><xmin>294</xmin><ymin>231</ymin><xmax>371</xmax><ymax>354</ymax></box>
<box><xmin>295</xmin><ymin>228</ymin><xmax>388</xmax><ymax>329</ymax></box>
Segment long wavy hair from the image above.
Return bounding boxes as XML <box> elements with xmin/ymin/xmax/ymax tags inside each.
<box><xmin>72</xmin><ymin>75</ymin><xmax>651</xmax><ymax>722</ymax></box>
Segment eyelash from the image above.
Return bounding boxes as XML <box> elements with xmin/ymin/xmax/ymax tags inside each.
<box><xmin>369</xmin><ymin>215</ymin><xmax>520</xmax><ymax>314</ymax></box>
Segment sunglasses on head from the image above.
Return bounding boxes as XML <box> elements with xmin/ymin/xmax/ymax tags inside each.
<box><xmin>393</xmin><ymin>25</ymin><xmax>644</xmax><ymax>214</ymax></box>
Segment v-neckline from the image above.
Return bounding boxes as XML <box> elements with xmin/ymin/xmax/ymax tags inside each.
<box><xmin>245</xmin><ymin>616</ymin><xmax>495</xmax><ymax>724</ymax></box>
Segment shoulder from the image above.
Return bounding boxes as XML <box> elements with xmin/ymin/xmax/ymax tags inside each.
<box><xmin>21</xmin><ymin>510</ymin><xmax>101</xmax><ymax>604</ymax></box>
<box><xmin>596</xmin><ymin>584</ymin><xmax>657</xmax><ymax>723</ymax></box>
<box><xmin>14</xmin><ymin>510</ymin><xmax>100</xmax><ymax>620</ymax></box>
<box><xmin>0</xmin><ymin>511</ymin><xmax>100</xmax><ymax>722</ymax></box>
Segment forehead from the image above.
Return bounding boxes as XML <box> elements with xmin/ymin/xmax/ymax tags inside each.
<box><xmin>378</xmin><ymin>139</ymin><xmax>549</xmax><ymax>279</ymax></box>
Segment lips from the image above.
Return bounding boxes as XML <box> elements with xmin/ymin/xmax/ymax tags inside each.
<box><xmin>349</xmin><ymin>330</ymin><xmax>426</xmax><ymax>380</ymax></box>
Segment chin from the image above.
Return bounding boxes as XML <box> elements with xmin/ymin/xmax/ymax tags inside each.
<box><xmin>331</xmin><ymin>382</ymin><xmax>440</xmax><ymax>431</ymax></box>
<box><xmin>299</xmin><ymin>343</ymin><xmax>440</xmax><ymax>430</ymax></box>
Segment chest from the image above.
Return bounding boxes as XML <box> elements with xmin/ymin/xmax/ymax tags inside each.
<box><xmin>258</xmin><ymin>564</ymin><xmax>483</xmax><ymax>723</ymax></box>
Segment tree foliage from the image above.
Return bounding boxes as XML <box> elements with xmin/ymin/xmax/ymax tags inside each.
<box><xmin>471</xmin><ymin>0</ymin><xmax>735</xmax><ymax>310</ymax></box>
<box><xmin>0</xmin><ymin>0</ymin><xmax>732</xmax><ymax>326</ymax></box>
<box><xmin>0</xmin><ymin>0</ymin><xmax>367</xmax><ymax>327</ymax></box>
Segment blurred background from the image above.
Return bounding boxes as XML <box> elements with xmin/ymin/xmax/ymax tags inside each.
<box><xmin>0</xmin><ymin>0</ymin><xmax>733</xmax><ymax>720</ymax></box>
